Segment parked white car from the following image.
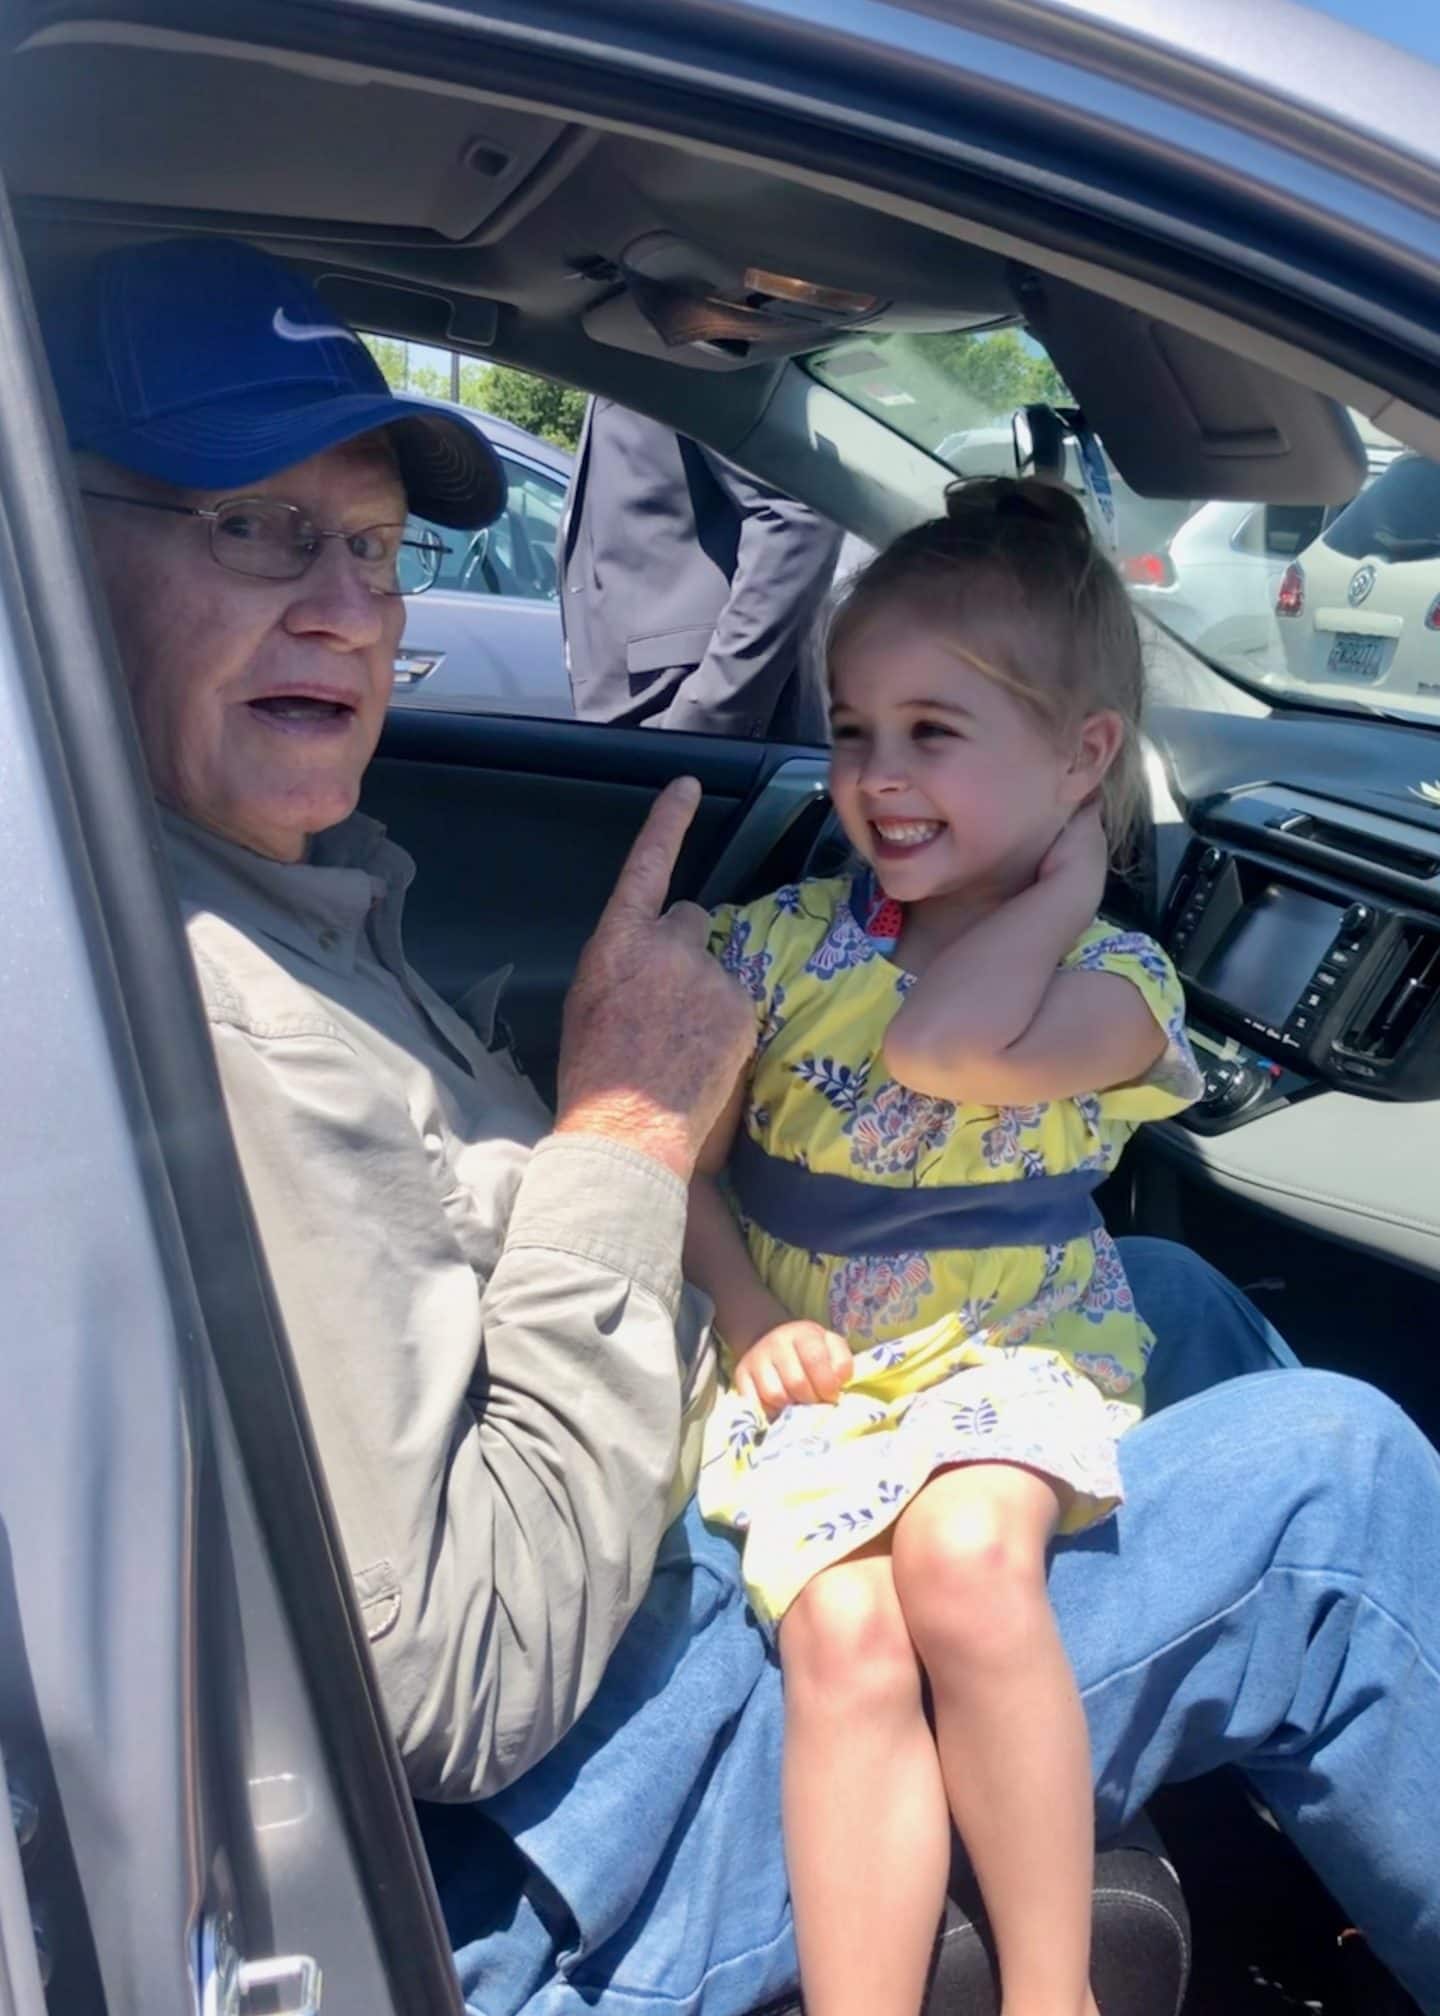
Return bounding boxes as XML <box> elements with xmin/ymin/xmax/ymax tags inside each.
<box><xmin>1125</xmin><ymin>499</ymin><xmax>1296</xmax><ymax>675</ymax></box>
<box><xmin>1273</xmin><ymin>453</ymin><xmax>1440</xmax><ymax>705</ymax></box>
<box><xmin>1127</xmin><ymin>416</ymin><xmax>1403</xmax><ymax>694</ymax></box>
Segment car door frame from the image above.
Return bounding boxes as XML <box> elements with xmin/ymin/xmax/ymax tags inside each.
<box><xmin>0</xmin><ymin>174</ymin><xmax>466</xmax><ymax>2016</ymax></box>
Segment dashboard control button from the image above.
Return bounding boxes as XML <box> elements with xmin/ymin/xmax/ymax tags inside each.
<box><xmin>1302</xmin><ymin>990</ymin><xmax>1323</xmax><ymax>1011</ymax></box>
<box><xmin>1199</xmin><ymin>1059</ymin><xmax>1266</xmax><ymax>1115</ymax></box>
<box><xmin>1324</xmin><ymin>944</ymin><xmax>1355</xmax><ymax>972</ymax></box>
<box><xmin>1342</xmin><ymin>902</ymin><xmax>1377</xmax><ymax>940</ymax></box>
<box><xmin>1289</xmin><ymin>1011</ymin><xmax>1313</xmax><ymax>1035</ymax></box>
<box><xmin>1200</xmin><ymin>847</ymin><xmax>1224</xmax><ymax>875</ymax></box>
<box><xmin>1313</xmin><ymin>969</ymin><xmax>1339</xmax><ymax>991</ymax></box>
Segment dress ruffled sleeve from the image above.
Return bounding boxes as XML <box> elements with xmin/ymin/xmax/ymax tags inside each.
<box><xmin>1062</xmin><ymin>925</ymin><xmax>1204</xmax><ymax>1123</ymax></box>
<box><xmin>707</xmin><ymin>890</ymin><xmax>792</xmax><ymax>1040</ymax></box>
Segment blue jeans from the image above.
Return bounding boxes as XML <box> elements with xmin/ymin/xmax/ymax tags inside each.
<box><xmin>433</xmin><ymin>1240</ymin><xmax>1440</xmax><ymax>2016</ymax></box>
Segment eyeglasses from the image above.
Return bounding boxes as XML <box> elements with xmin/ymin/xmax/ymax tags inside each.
<box><xmin>80</xmin><ymin>489</ymin><xmax>450</xmax><ymax>596</ymax></box>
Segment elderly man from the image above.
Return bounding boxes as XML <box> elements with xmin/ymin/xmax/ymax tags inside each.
<box><xmin>44</xmin><ymin>236</ymin><xmax>1440</xmax><ymax>2016</ymax></box>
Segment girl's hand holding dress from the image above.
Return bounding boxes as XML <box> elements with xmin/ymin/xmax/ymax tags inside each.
<box><xmin>732</xmin><ymin>1320</ymin><xmax>854</xmax><ymax>1417</ymax></box>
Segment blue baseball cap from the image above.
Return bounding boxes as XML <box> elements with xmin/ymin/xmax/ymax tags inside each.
<box><xmin>42</xmin><ymin>237</ymin><xmax>506</xmax><ymax>530</ymax></box>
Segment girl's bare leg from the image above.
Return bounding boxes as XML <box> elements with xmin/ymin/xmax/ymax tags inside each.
<box><xmin>892</xmin><ymin>1466</ymin><xmax>1098</xmax><ymax>2016</ymax></box>
<box><xmin>779</xmin><ymin>1544</ymin><xmax>951</xmax><ymax>2016</ymax></box>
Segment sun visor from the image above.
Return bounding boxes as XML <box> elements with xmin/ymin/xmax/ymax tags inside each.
<box><xmin>1014</xmin><ymin>268</ymin><xmax>1366</xmax><ymax>505</ymax></box>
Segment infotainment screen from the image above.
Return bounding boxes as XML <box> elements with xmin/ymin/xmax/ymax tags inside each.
<box><xmin>1196</xmin><ymin>884</ymin><xmax>1344</xmax><ymax>1029</ymax></box>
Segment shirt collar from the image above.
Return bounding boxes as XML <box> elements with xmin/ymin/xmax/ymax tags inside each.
<box><xmin>846</xmin><ymin>863</ymin><xmax>905</xmax><ymax>952</ymax></box>
<box><xmin>159</xmin><ymin>805</ymin><xmax>416</xmax><ymax>975</ymax></box>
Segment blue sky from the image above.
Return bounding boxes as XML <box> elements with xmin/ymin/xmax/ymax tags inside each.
<box><xmin>1299</xmin><ymin>0</ymin><xmax>1440</xmax><ymax>61</ymax></box>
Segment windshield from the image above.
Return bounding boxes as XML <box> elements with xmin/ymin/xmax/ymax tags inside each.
<box><xmin>807</xmin><ymin>328</ymin><xmax>1432</xmax><ymax>726</ymax></box>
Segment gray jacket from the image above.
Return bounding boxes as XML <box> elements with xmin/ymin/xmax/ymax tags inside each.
<box><xmin>561</xmin><ymin>400</ymin><xmax>842</xmax><ymax>741</ymax></box>
<box><xmin>165</xmin><ymin>809</ymin><xmax>713</xmax><ymax>1799</ymax></box>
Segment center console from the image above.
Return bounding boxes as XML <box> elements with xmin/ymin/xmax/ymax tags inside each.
<box><xmin>1163</xmin><ymin>838</ymin><xmax>1440</xmax><ymax>1129</ymax></box>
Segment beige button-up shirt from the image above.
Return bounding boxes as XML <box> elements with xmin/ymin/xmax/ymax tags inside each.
<box><xmin>164</xmin><ymin>809</ymin><xmax>712</xmax><ymax>1800</ymax></box>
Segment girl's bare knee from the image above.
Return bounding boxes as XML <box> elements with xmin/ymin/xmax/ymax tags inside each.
<box><xmin>893</xmin><ymin>1471</ymin><xmax>1057</xmax><ymax>1669</ymax></box>
<box><xmin>780</xmin><ymin>1559</ymin><xmax>919</xmax><ymax>1717</ymax></box>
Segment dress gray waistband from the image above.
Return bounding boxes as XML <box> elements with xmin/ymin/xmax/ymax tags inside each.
<box><xmin>728</xmin><ymin>1126</ymin><xmax>1102</xmax><ymax>1257</ymax></box>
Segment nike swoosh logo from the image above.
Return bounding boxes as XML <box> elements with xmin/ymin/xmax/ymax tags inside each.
<box><xmin>272</xmin><ymin>307</ymin><xmax>361</xmax><ymax>345</ymax></box>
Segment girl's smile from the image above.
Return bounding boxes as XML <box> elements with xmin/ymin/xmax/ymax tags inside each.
<box><xmin>869</xmin><ymin>817</ymin><xmax>947</xmax><ymax>859</ymax></box>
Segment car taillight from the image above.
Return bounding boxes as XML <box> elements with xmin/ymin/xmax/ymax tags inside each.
<box><xmin>1121</xmin><ymin>551</ymin><xmax>1175</xmax><ymax>588</ymax></box>
<box><xmin>1275</xmin><ymin>562</ymin><xmax>1305</xmax><ymax>617</ymax></box>
<box><xmin>1426</xmin><ymin>593</ymin><xmax>1440</xmax><ymax>631</ymax></box>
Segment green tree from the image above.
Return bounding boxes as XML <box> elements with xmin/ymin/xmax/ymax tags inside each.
<box><xmin>821</xmin><ymin>328</ymin><xmax>1070</xmax><ymax>451</ymax></box>
<box><xmin>361</xmin><ymin>336</ymin><xmax>585</xmax><ymax>449</ymax></box>
<box><xmin>456</xmin><ymin>358</ymin><xmax>491</xmax><ymax>408</ymax></box>
<box><xmin>477</xmin><ymin>366</ymin><xmax>588</xmax><ymax>451</ymax></box>
<box><xmin>915</xmin><ymin>328</ymin><xmax>1067</xmax><ymax>418</ymax></box>
<box><xmin>362</xmin><ymin>334</ymin><xmax>408</xmax><ymax>387</ymax></box>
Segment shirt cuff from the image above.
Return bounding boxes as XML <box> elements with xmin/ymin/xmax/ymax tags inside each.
<box><xmin>504</xmin><ymin>1134</ymin><xmax>689</xmax><ymax>1313</ymax></box>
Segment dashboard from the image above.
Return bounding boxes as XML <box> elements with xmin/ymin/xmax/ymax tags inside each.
<box><xmin>1141</xmin><ymin>702</ymin><xmax>1440</xmax><ymax>1278</ymax></box>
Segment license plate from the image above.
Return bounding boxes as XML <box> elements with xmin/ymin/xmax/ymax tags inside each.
<box><xmin>1325</xmin><ymin>634</ymin><xmax>1385</xmax><ymax>680</ymax></box>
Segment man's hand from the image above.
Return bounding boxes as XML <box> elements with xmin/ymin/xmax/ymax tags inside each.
<box><xmin>732</xmin><ymin>1320</ymin><xmax>853</xmax><ymax>1417</ymax></box>
<box><xmin>554</xmin><ymin>778</ymin><xmax>756</xmax><ymax>1181</ymax></box>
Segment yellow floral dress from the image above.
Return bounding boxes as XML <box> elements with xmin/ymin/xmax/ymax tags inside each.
<box><xmin>696</xmin><ymin>866</ymin><xmax>1203</xmax><ymax>1628</ymax></box>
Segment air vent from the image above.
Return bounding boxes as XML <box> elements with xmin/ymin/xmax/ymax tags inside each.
<box><xmin>1343</xmin><ymin>928</ymin><xmax>1440</xmax><ymax>1062</ymax></box>
<box><xmin>1264</xmin><ymin>811</ymin><xmax>1440</xmax><ymax>879</ymax></box>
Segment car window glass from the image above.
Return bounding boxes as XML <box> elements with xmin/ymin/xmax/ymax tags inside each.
<box><xmin>809</xmin><ymin>326</ymin><xmax>1435</xmax><ymax>726</ymax></box>
<box><xmin>410</xmin><ymin>458</ymin><xmax>567</xmax><ymax>603</ymax></box>
<box><xmin>1322</xmin><ymin>457</ymin><xmax>1440</xmax><ymax>564</ymax></box>
<box><xmin>372</xmin><ymin>334</ymin><xmax>848</xmax><ymax>737</ymax></box>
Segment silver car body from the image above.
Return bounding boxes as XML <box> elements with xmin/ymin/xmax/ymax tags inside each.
<box><xmin>393</xmin><ymin>400</ymin><xmax>576</xmax><ymax>717</ymax></box>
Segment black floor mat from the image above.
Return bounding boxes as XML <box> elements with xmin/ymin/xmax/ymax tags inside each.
<box><xmin>1152</xmin><ymin>1773</ymin><xmax>1421</xmax><ymax>2016</ymax></box>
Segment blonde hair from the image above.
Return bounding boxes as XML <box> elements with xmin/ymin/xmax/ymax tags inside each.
<box><xmin>827</xmin><ymin>477</ymin><xmax>1147</xmax><ymax>864</ymax></box>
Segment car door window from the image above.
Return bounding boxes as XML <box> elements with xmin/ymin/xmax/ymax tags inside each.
<box><xmin>482</xmin><ymin>458</ymin><xmax>566</xmax><ymax>600</ymax></box>
<box><xmin>410</xmin><ymin>457</ymin><xmax>566</xmax><ymax>603</ymax></box>
<box><xmin>379</xmin><ymin>342</ymin><xmax>849</xmax><ymax>735</ymax></box>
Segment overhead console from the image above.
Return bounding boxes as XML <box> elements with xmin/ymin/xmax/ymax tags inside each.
<box><xmin>1163</xmin><ymin>785</ymin><xmax>1440</xmax><ymax>1129</ymax></box>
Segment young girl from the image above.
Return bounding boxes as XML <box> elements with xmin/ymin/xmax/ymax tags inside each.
<box><xmin>686</xmin><ymin>478</ymin><xmax>1202</xmax><ymax>2016</ymax></box>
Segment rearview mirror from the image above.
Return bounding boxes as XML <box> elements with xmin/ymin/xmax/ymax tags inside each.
<box><xmin>1012</xmin><ymin>403</ymin><xmax>1071</xmax><ymax>482</ymax></box>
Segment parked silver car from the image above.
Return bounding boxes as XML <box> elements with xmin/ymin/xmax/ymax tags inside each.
<box><xmin>394</xmin><ymin>401</ymin><xmax>576</xmax><ymax>716</ymax></box>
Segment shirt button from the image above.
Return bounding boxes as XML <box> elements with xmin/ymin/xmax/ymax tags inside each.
<box><xmin>318</xmin><ymin>927</ymin><xmax>339</xmax><ymax>952</ymax></box>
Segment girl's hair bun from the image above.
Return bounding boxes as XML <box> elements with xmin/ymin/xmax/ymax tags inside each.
<box><xmin>943</xmin><ymin>475</ymin><xmax>1093</xmax><ymax>556</ymax></box>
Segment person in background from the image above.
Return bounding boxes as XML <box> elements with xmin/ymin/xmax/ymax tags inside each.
<box><xmin>561</xmin><ymin>398</ymin><xmax>843</xmax><ymax>740</ymax></box>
